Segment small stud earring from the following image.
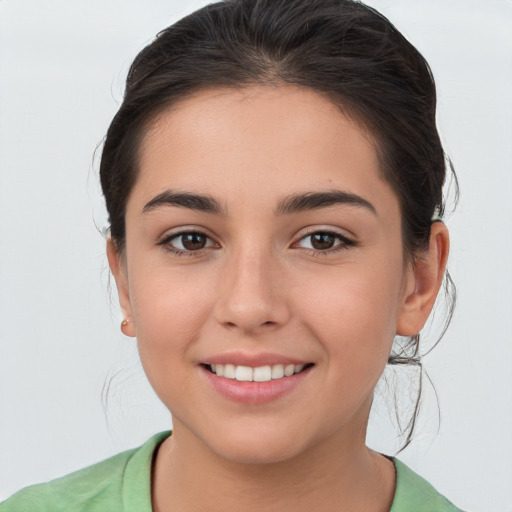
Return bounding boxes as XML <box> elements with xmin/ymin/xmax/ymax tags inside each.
<box><xmin>121</xmin><ymin>319</ymin><xmax>129</xmax><ymax>329</ymax></box>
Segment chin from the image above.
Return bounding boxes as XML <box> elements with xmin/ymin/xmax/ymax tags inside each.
<box><xmin>202</xmin><ymin>421</ymin><xmax>311</xmax><ymax>466</ymax></box>
<box><xmin>218</xmin><ymin>440</ymin><xmax>303</xmax><ymax>466</ymax></box>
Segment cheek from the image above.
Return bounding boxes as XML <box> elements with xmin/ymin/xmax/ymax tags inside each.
<box><xmin>128</xmin><ymin>264</ymin><xmax>215</xmax><ymax>374</ymax></box>
<box><xmin>297</xmin><ymin>256</ymin><xmax>404</xmax><ymax>368</ymax></box>
<box><xmin>303</xmin><ymin>276</ymin><xmax>400</xmax><ymax>421</ymax></box>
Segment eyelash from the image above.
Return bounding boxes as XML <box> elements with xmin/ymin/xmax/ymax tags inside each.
<box><xmin>295</xmin><ymin>229</ymin><xmax>356</xmax><ymax>257</ymax></box>
<box><xmin>158</xmin><ymin>230</ymin><xmax>217</xmax><ymax>257</ymax></box>
<box><xmin>158</xmin><ymin>229</ymin><xmax>356</xmax><ymax>257</ymax></box>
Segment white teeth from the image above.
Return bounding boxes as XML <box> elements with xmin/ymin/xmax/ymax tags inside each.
<box><xmin>284</xmin><ymin>364</ymin><xmax>295</xmax><ymax>377</ymax></box>
<box><xmin>211</xmin><ymin>363</ymin><xmax>308</xmax><ymax>381</ymax></box>
<box><xmin>235</xmin><ymin>365</ymin><xmax>253</xmax><ymax>381</ymax></box>
<box><xmin>271</xmin><ymin>364</ymin><xmax>285</xmax><ymax>379</ymax></box>
<box><xmin>224</xmin><ymin>364</ymin><xmax>236</xmax><ymax>379</ymax></box>
<box><xmin>253</xmin><ymin>365</ymin><xmax>272</xmax><ymax>382</ymax></box>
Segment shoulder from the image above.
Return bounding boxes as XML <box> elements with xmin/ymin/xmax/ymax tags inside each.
<box><xmin>390</xmin><ymin>458</ymin><xmax>465</xmax><ymax>512</ymax></box>
<box><xmin>1</xmin><ymin>451</ymin><xmax>133</xmax><ymax>512</ymax></box>
<box><xmin>1</xmin><ymin>431</ymin><xmax>171</xmax><ymax>512</ymax></box>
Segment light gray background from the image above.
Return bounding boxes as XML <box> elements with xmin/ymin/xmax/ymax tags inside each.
<box><xmin>1</xmin><ymin>1</ymin><xmax>511</xmax><ymax>511</ymax></box>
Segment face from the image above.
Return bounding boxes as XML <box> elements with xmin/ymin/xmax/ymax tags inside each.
<box><xmin>110</xmin><ymin>86</ymin><xmax>429</xmax><ymax>464</ymax></box>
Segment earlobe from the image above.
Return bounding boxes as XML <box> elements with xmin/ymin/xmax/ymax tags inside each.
<box><xmin>106</xmin><ymin>238</ymin><xmax>136</xmax><ymax>337</ymax></box>
<box><xmin>396</xmin><ymin>222</ymin><xmax>450</xmax><ymax>336</ymax></box>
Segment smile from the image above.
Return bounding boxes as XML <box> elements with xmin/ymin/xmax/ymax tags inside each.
<box><xmin>201</xmin><ymin>360</ymin><xmax>314</xmax><ymax>404</ymax></box>
<box><xmin>207</xmin><ymin>363</ymin><xmax>309</xmax><ymax>382</ymax></box>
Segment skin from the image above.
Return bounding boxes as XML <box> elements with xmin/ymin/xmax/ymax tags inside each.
<box><xmin>107</xmin><ymin>86</ymin><xmax>449</xmax><ymax>512</ymax></box>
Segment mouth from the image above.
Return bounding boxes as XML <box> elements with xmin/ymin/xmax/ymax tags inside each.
<box><xmin>202</xmin><ymin>363</ymin><xmax>314</xmax><ymax>382</ymax></box>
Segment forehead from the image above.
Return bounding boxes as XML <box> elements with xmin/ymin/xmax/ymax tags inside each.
<box><xmin>132</xmin><ymin>85</ymin><xmax>396</xmax><ymax>215</ymax></box>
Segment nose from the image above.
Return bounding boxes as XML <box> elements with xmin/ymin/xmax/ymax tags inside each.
<box><xmin>214</xmin><ymin>245</ymin><xmax>290</xmax><ymax>334</ymax></box>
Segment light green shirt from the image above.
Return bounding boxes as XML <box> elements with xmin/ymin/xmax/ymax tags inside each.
<box><xmin>1</xmin><ymin>431</ymin><xmax>463</xmax><ymax>511</ymax></box>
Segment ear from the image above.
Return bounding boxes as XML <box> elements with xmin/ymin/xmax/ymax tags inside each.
<box><xmin>396</xmin><ymin>222</ymin><xmax>450</xmax><ymax>336</ymax></box>
<box><xmin>106</xmin><ymin>238</ymin><xmax>136</xmax><ymax>337</ymax></box>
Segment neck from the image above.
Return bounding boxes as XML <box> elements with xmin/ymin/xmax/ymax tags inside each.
<box><xmin>152</xmin><ymin>415</ymin><xmax>395</xmax><ymax>512</ymax></box>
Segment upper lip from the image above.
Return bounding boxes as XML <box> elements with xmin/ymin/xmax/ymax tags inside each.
<box><xmin>202</xmin><ymin>351</ymin><xmax>311</xmax><ymax>367</ymax></box>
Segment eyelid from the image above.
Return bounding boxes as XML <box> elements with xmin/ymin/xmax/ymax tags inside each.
<box><xmin>295</xmin><ymin>226</ymin><xmax>355</xmax><ymax>242</ymax></box>
<box><xmin>157</xmin><ymin>225</ymin><xmax>217</xmax><ymax>242</ymax></box>
<box><xmin>157</xmin><ymin>226</ymin><xmax>220</xmax><ymax>255</ymax></box>
<box><xmin>157</xmin><ymin>225</ymin><xmax>355</xmax><ymax>256</ymax></box>
<box><xmin>292</xmin><ymin>227</ymin><xmax>356</xmax><ymax>253</ymax></box>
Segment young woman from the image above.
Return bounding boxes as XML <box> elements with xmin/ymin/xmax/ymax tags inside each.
<box><xmin>2</xmin><ymin>0</ymin><xmax>464</xmax><ymax>510</ymax></box>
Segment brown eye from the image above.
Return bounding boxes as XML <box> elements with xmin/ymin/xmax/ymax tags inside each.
<box><xmin>162</xmin><ymin>231</ymin><xmax>216</xmax><ymax>254</ymax></box>
<box><xmin>180</xmin><ymin>233</ymin><xmax>207</xmax><ymax>250</ymax></box>
<box><xmin>310</xmin><ymin>233</ymin><xmax>336</xmax><ymax>250</ymax></box>
<box><xmin>296</xmin><ymin>230</ymin><xmax>354</xmax><ymax>254</ymax></box>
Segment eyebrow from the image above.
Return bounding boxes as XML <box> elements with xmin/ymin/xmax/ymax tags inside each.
<box><xmin>142</xmin><ymin>189</ymin><xmax>376</xmax><ymax>217</ymax></box>
<box><xmin>143</xmin><ymin>190</ymin><xmax>226</xmax><ymax>216</ymax></box>
<box><xmin>275</xmin><ymin>190</ymin><xmax>376</xmax><ymax>216</ymax></box>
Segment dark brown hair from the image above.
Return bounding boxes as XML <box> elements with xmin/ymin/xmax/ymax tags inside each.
<box><xmin>100</xmin><ymin>0</ymin><xmax>457</xmax><ymax>450</ymax></box>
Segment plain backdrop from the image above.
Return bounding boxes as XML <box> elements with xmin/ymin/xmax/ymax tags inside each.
<box><xmin>1</xmin><ymin>1</ymin><xmax>511</xmax><ymax>511</ymax></box>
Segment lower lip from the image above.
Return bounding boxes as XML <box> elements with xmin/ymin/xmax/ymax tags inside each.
<box><xmin>201</xmin><ymin>366</ymin><xmax>312</xmax><ymax>404</ymax></box>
